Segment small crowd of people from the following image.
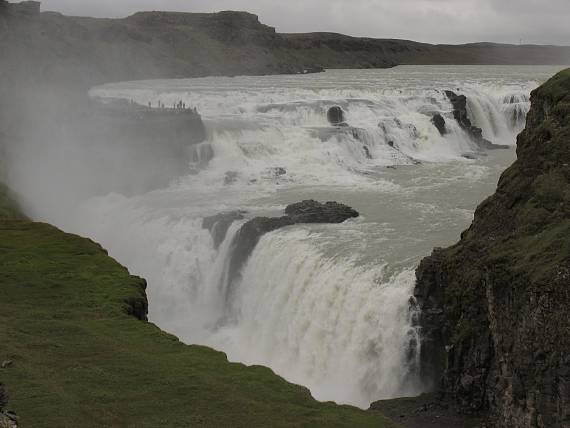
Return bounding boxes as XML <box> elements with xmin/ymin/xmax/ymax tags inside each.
<box><xmin>147</xmin><ymin>100</ymin><xmax>196</xmax><ymax>112</ymax></box>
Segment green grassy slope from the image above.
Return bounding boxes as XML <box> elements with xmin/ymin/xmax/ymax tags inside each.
<box><xmin>0</xmin><ymin>218</ymin><xmax>397</xmax><ymax>427</ymax></box>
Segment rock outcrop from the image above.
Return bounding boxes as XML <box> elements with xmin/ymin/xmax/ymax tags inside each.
<box><xmin>415</xmin><ymin>69</ymin><xmax>570</xmax><ymax>427</ymax></box>
<box><xmin>227</xmin><ymin>200</ymin><xmax>359</xmax><ymax>286</ymax></box>
<box><xmin>445</xmin><ymin>90</ymin><xmax>509</xmax><ymax>150</ymax></box>
<box><xmin>327</xmin><ymin>106</ymin><xmax>347</xmax><ymax>126</ymax></box>
<box><xmin>431</xmin><ymin>113</ymin><xmax>447</xmax><ymax>136</ymax></box>
<box><xmin>202</xmin><ymin>211</ymin><xmax>246</xmax><ymax>248</ymax></box>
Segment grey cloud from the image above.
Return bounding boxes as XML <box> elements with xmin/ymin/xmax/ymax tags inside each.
<box><xmin>40</xmin><ymin>0</ymin><xmax>570</xmax><ymax>45</ymax></box>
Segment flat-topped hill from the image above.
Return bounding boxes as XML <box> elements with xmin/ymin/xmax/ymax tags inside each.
<box><xmin>1</xmin><ymin>2</ymin><xmax>570</xmax><ymax>88</ymax></box>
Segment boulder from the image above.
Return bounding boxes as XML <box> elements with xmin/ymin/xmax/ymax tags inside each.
<box><xmin>284</xmin><ymin>200</ymin><xmax>359</xmax><ymax>223</ymax></box>
<box><xmin>431</xmin><ymin>113</ymin><xmax>447</xmax><ymax>135</ymax></box>
<box><xmin>327</xmin><ymin>106</ymin><xmax>347</xmax><ymax>126</ymax></box>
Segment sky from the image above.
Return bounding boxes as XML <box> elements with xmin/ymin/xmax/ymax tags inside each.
<box><xmin>40</xmin><ymin>0</ymin><xmax>570</xmax><ymax>45</ymax></box>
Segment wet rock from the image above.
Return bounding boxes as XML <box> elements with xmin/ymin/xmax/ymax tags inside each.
<box><xmin>285</xmin><ymin>200</ymin><xmax>359</xmax><ymax>223</ymax></box>
<box><xmin>445</xmin><ymin>90</ymin><xmax>508</xmax><ymax>150</ymax></box>
<box><xmin>363</xmin><ymin>146</ymin><xmax>372</xmax><ymax>159</ymax></box>
<box><xmin>445</xmin><ymin>90</ymin><xmax>471</xmax><ymax>129</ymax></box>
<box><xmin>431</xmin><ymin>113</ymin><xmax>447</xmax><ymax>135</ymax></box>
<box><xmin>327</xmin><ymin>106</ymin><xmax>347</xmax><ymax>126</ymax></box>
<box><xmin>202</xmin><ymin>211</ymin><xmax>246</xmax><ymax>248</ymax></box>
<box><xmin>226</xmin><ymin>200</ymin><xmax>359</xmax><ymax>294</ymax></box>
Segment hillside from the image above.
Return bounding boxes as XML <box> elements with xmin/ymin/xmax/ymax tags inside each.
<box><xmin>0</xmin><ymin>186</ymin><xmax>398</xmax><ymax>427</ymax></box>
<box><xmin>414</xmin><ymin>69</ymin><xmax>570</xmax><ymax>427</ymax></box>
<box><xmin>1</xmin><ymin>2</ymin><xmax>569</xmax><ymax>89</ymax></box>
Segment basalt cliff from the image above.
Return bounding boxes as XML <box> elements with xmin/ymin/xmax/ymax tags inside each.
<box><xmin>414</xmin><ymin>69</ymin><xmax>570</xmax><ymax>427</ymax></box>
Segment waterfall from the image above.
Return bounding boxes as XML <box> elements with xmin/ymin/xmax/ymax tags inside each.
<box><xmin>63</xmin><ymin>67</ymin><xmax>553</xmax><ymax>409</ymax></box>
<box><xmin>209</xmin><ymin>229</ymin><xmax>422</xmax><ymax>407</ymax></box>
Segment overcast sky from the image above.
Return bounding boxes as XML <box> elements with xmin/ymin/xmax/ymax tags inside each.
<box><xmin>40</xmin><ymin>0</ymin><xmax>570</xmax><ymax>45</ymax></box>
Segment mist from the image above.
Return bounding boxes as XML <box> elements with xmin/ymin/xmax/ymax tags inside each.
<box><xmin>0</xmin><ymin>82</ymin><xmax>206</xmax><ymax>226</ymax></box>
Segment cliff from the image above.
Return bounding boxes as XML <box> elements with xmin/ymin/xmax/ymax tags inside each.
<box><xmin>414</xmin><ymin>69</ymin><xmax>570</xmax><ymax>427</ymax></box>
<box><xmin>1</xmin><ymin>3</ymin><xmax>570</xmax><ymax>89</ymax></box>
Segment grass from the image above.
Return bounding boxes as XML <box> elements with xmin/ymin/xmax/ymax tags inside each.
<box><xmin>0</xmin><ymin>218</ymin><xmax>398</xmax><ymax>427</ymax></box>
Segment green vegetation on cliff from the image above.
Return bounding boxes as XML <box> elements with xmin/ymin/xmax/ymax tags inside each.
<box><xmin>0</xmin><ymin>217</ymin><xmax>396</xmax><ymax>427</ymax></box>
<box><xmin>414</xmin><ymin>68</ymin><xmax>570</xmax><ymax>427</ymax></box>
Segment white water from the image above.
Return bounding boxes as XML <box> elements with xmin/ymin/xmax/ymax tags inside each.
<box><xmin>55</xmin><ymin>65</ymin><xmax>564</xmax><ymax>408</ymax></box>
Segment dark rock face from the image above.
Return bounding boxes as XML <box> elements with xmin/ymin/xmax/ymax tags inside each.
<box><xmin>202</xmin><ymin>210</ymin><xmax>246</xmax><ymax>248</ymax></box>
<box><xmin>285</xmin><ymin>200</ymin><xmax>359</xmax><ymax>223</ymax></box>
<box><xmin>327</xmin><ymin>106</ymin><xmax>347</xmax><ymax>126</ymax></box>
<box><xmin>416</xmin><ymin>70</ymin><xmax>570</xmax><ymax>427</ymax></box>
<box><xmin>0</xmin><ymin>383</ymin><xmax>7</xmax><ymax>410</ymax></box>
<box><xmin>431</xmin><ymin>113</ymin><xmax>447</xmax><ymax>135</ymax></box>
<box><xmin>445</xmin><ymin>91</ymin><xmax>508</xmax><ymax>150</ymax></box>
<box><xmin>227</xmin><ymin>200</ymin><xmax>359</xmax><ymax>288</ymax></box>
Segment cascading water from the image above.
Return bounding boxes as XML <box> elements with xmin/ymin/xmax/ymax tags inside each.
<box><xmin>59</xmin><ymin>66</ymin><xmax>561</xmax><ymax>408</ymax></box>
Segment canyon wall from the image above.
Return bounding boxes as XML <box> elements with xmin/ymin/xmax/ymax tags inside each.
<box><xmin>414</xmin><ymin>69</ymin><xmax>570</xmax><ymax>427</ymax></box>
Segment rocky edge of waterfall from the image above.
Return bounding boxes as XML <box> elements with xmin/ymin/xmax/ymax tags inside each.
<box><xmin>408</xmin><ymin>69</ymin><xmax>570</xmax><ymax>427</ymax></box>
<box><xmin>203</xmin><ymin>200</ymin><xmax>360</xmax><ymax>284</ymax></box>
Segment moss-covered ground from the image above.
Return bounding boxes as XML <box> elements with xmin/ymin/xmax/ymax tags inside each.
<box><xmin>0</xmin><ymin>184</ymin><xmax>396</xmax><ymax>427</ymax></box>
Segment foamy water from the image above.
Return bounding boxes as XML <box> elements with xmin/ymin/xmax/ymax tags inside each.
<box><xmin>56</xmin><ymin>65</ymin><xmax>563</xmax><ymax>407</ymax></box>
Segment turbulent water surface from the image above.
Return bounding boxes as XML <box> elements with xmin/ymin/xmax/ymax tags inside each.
<box><xmin>68</xmin><ymin>65</ymin><xmax>563</xmax><ymax>407</ymax></box>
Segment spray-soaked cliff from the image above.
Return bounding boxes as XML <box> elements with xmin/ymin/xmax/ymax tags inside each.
<box><xmin>414</xmin><ymin>69</ymin><xmax>570</xmax><ymax>427</ymax></box>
